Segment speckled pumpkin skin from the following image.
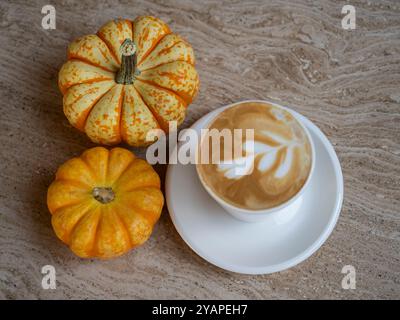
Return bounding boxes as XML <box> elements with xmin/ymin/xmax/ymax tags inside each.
<box><xmin>59</xmin><ymin>16</ymin><xmax>199</xmax><ymax>146</ymax></box>
<box><xmin>47</xmin><ymin>147</ymin><xmax>164</xmax><ymax>259</ymax></box>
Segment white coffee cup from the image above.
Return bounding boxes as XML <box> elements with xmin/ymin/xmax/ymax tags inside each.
<box><xmin>195</xmin><ymin>100</ymin><xmax>315</xmax><ymax>223</ymax></box>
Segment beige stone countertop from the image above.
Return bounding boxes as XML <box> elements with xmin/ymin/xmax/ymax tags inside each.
<box><xmin>0</xmin><ymin>0</ymin><xmax>399</xmax><ymax>299</ymax></box>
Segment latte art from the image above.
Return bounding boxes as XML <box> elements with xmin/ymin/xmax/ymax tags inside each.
<box><xmin>197</xmin><ymin>102</ymin><xmax>313</xmax><ymax>210</ymax></box>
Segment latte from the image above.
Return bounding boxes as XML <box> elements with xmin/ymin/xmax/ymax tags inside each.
<box><xmin>196</xmin><ymin>102</ymin><xmax>313</xmax><ymax>210</ymax></box>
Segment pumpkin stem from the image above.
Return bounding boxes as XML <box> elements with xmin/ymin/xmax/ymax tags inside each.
<box><xmin>115</xmin><ymin>39</ymin><xmax>140</xmax><ymax>84</ymax></box>
<box><xmin>92</xmin><ymin>187</ymin><xmax>115</xmax><ymax>204</ymax></box>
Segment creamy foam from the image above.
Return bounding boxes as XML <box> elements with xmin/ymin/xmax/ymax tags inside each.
<box><xmin>197</xmin><ymin>102</ymin><xmax>312</xmax><ymax>210</ymax></box>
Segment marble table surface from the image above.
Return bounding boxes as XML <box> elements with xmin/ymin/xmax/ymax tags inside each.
<box><xmin>0</xmin><ymin>0</ymin><xmax>399</xmax><ymax>299</ymax></box>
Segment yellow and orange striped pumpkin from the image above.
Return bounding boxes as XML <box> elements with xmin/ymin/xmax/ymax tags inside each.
<box><xmin>59</xmin><ymin>16</ymin><xmax>199</xmax><ymax>146</ymax></box>
<box><xmin>47</xmin><ymin>147</ymin><xmax>164</xmax><ymax>258</ymax></box>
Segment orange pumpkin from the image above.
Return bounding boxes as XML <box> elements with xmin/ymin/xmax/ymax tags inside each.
<box><xmin>59</xmin><ymin>16</ymin><xmax>199</xmax><ymax>146</ymax></box>
<box><xmin>47</xmin><ymin>147</ymin><xmax>164</xmax><ymax>258</ymax></box>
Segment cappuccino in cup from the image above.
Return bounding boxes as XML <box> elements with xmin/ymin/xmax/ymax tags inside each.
<box><xmin>196</xmin><ymin>101</ymin><xmax>313</xmax><ymax>211</ymax></box>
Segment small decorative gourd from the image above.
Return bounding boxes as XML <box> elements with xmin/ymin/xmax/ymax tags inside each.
<box><xmin>47</xmin><ymin>147</ymin><xmax>164</xmax><ymax>258</ymax></box>
<box><xmin>59</xmin><ymin>16</ymin><xmax>199</xmax><ymax>146</ymax></box>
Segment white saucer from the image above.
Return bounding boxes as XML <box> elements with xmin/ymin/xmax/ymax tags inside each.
<box><xmin>165</xmin><ymin>103</ymin><xmax>343</xmax><ymax>275</ymax></box>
